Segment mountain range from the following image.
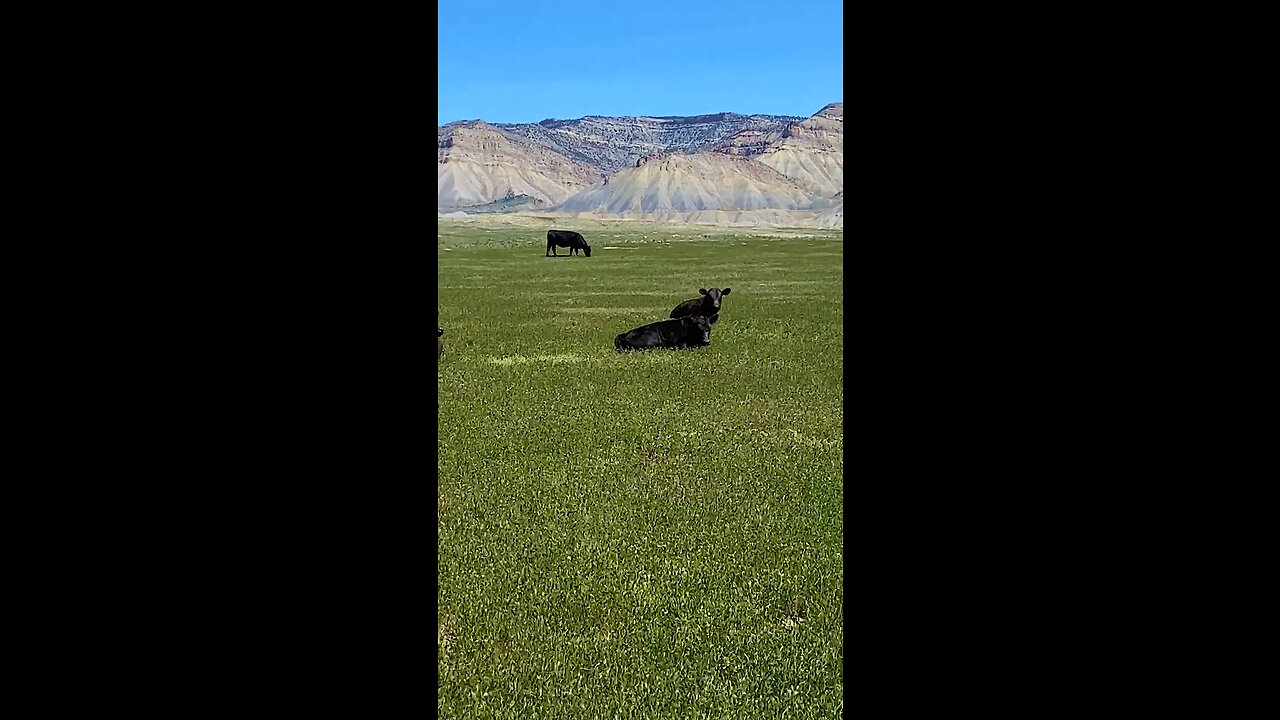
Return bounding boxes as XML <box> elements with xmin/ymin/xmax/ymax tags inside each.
<box><xmin>437</xmin><ymin>102</ymin><xmax>843</xmax><ymax>227</ymax></box>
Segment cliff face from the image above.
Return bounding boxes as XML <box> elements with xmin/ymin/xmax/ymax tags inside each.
<box><xmin>437</xmin><ymin>103</ymin><xmax>843</xmax><ymax>227</ymax></box>
<box><xmin>753</xmin><ymin>102</ymin><xmax>844</xmax><ymax>198</ymax></box>
<box><xmin>494</xmin><ymin>112</ymin><xmax>803</xmax><ymax>174</ymax></box>
<box><xmin>553</xmin><ymin>153</ymin><xmax>816</xmax><ymax>214</ymax></box>
<box><xmin>437</xmin><ymin>121</ymin><xmax>602</xmax><ymax>208</ymax></box>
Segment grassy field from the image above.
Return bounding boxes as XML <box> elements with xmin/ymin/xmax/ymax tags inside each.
<box><xmin>438</xmin><ymin>222</ymin><xmax>844</xmax><ymax>718</ymax></box>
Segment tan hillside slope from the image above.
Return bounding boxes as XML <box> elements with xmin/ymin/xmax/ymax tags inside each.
<box><xmin>754</xmin><ymin>102</ymin><xmax>843</xmax><ymax>198</ymax></box>
<box><xmin>553</xmin><ymin>153</ymin><xmax>817</xmax><ymax>214</ymax></box>
<box><xmin>438</xmin><ymin>121</ymin><xmax>602</xmax><ymax>208</ymax></box>
<box><xmin>815</xmin><ymin>192</ymin><xmax>843</xmax><ymax>228</ymax></box>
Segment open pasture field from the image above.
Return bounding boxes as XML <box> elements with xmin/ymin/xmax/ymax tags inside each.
<box><xmin>438</xmin><ymin>223</ymin><xmax>844</xmax><ymax>718</ymax></box>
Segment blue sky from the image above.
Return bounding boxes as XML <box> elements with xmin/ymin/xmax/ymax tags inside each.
<box><xmin>439</xmin><ymin>0</ymin><xmax>843</xmax><ymax>125</ymax></box>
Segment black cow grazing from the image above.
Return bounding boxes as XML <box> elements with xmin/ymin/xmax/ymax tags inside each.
<box><xmin>670</xmin><ymin>287</ymin><xmax>731</xmax><ymax>325</ymax></box>
<box><xmin>546</xmin><ymin>229</ymin><xmax>591</xmax><ymax>257</ymax></box>
<box><xmin>438</xmin><ymin>327</ymin><xmax>444</xmax><ymax>361</ymax></box>
<box><xmin>615</xmin><ymin>315</ymin><xmax>713</xmax><ymax>352</ymax></box>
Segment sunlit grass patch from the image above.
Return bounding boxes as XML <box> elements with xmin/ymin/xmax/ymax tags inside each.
<box><xmin>535</xmin><ymin>290</ymin><xmax>673</xmax><ymax>297</ymax></box>
<box><xmin>438</xmin><ymin>229</ymin><xmax>843</xmax><ymax>719</ymax></box>
<box><xmin>487</xmin><ymin>353</ymin><xmax>588</xmax><ymax>366</ymax></box>
<box><xmin>559</xmin><ymin>306</ymin><xmax>670</xmax><ymax>315</ymax></box>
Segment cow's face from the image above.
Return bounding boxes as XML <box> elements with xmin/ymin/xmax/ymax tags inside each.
<box><xmin>583</xmin><ymin>245</ymin><xmax>591</xmax><ymax>257</ymax></box>
<box><xmin>689</xmin><ymin>316</ymin><xmax>712</xmax><ymax>344</ymax></box>
<box><xmin>701</xmin><ymin>288</ymin><xmax>730</xmax><ymax>311</ymax></box>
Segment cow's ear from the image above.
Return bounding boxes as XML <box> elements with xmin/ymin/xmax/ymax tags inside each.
<box><xmin>722</xmin><ymin>288</ymin><xmax>731</xmax><ymax>295</ymax></box>
<box><xmin>699</xmin><ymin>288</ymin><xmax>708</xmax><ymax>295</ymax></box>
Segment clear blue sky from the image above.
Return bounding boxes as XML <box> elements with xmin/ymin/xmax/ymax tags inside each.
<box><xmin>438</xmin><ymin>0</ymin><xmax>843</xmax><ymax>126</ymax></box>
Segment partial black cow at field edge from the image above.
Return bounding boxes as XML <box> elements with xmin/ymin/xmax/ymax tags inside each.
<box><xmin>615</xmin><ymin>315</ymin><xmax>713</xmax><ymax>352</ymax></box>
<box><xmin>438</xmin><ymin>327</ymin><xmax>444</xmax><ymax>361</ymax></box>
<box><xmin>546</xmin><ymin>229</ymin><xmax>591</xmax><ymax>257</ymax></box>
<box><xmin>671</xmin><ymin>287</ymin><xmax>731</xmax><ymax>325</ymax></box>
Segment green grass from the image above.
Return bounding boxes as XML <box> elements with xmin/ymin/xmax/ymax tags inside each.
<box><xmin>438</xmin><ymin>225</ymin><xmax>843</xmax><ymax>719</ymax></box>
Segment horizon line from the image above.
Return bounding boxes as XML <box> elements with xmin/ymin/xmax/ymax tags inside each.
<box><xmin>438</xmin><ymin>101</ymin><xmax>843</xmax><ymax>128</ymax></box>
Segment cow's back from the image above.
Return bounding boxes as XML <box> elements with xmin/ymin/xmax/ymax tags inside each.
<box><xmin>616</xmin><ymin>316</ymin><xmax>709</xmax><ymax>351</ymax></box>
<box><xmin>616</xmin><ymin>319</ymin><xmax>665</xmax><ymax>351</ymax></box>
<box><xmin>670</xmin><ymin>298</ymin><xmax>702</xmax><ymax>319</ymax></box>
<box><xmin>548</xmin><ymin>229</ymin><xmax>584</xmax><ymax>244</ymax></box>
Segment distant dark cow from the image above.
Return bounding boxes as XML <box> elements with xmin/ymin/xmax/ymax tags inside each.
<box><xmin>615</xmin><ymin>315</ymin><xmax>713</xmax><ymax>352</ymax></box>
<box><xmin>546</xmin><ymin>229</ymin><xmax>591</xmax><ymax>257</ymax></box>
<box><xmin>670</xmin><ymin>287</ymin><xmax>731</xmax><ymax>325</ymax></box>
<box><xmin>438</xmin><ymin>327</ymin><xmax>444</xmax><ymax>361</ymax></box>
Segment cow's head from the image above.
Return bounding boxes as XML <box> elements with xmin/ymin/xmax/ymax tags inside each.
<box><xmin>698</xmin><ymin>287</ymin><xmax>731</xmax><ymax>311</ymax></box>
<box><xmin>687</xmin><ymin>315</ymin><xmax>713</xmax><ymax>344</ymax></box>
<box><xmin>583</xmin><ymin>244</ymin><xmax>591</xmax><ymax>257</ymax></box>
<box><xmin>438</xmin><ymin>327</ymin><xmax>444</xmax><ymax>337</ymax></box>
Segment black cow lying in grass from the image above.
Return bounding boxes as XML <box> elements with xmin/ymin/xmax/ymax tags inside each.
<box><xmin>670</xmin><ymin>287</ymin><xmax>731</xmax><ymax>325</ymax></box>
<box><xmin>546</xmin><ymin>229</ymin><xmax>591</xmax><ymax>257</ymax></box>
<box><xmin>438</xmin><ymin>327</ymin><xmax>444</xmax><ymax>361</ymax></box>
<box><xmin>615</xmin><ymin>315</ymin><xmax>712</xmax><ymax>352</ymax></box>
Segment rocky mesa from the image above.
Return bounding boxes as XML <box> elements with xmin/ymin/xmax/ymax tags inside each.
<box><xmin>437</xmin><ymin>121</ymin><xmax>602</xmax><ymax>209</ymax></box>
<box><xmin>751</xmin><ymin>102</ymin><xmax>843</xmax><ymax>198</ymax></box>
<box><xmin>438</xmin><ymin>103</ymin><xmax>843</xmax><ymax>227</ymax></box>
<box><xmin>553</xmin><ymin>153</ymin><xmax>815</xmax><ymax>214</ymax></box>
